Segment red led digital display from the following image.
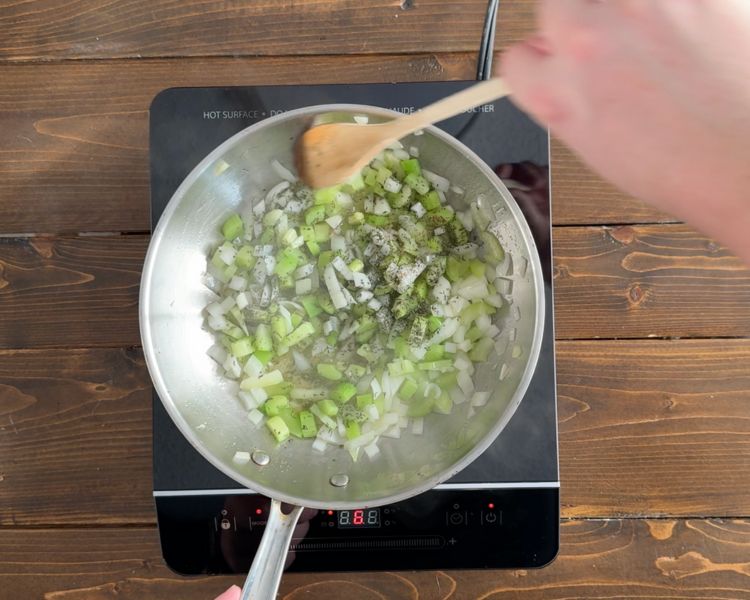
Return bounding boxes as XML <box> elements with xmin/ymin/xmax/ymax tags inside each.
<box><xmin>337</xmin><ymin>508</ymin><xmax>380</xmax><ymax>528</ymax></box>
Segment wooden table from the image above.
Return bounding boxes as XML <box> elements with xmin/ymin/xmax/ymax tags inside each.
<box><xmin>1</xmin><ymin>1</ymin><xmax>749</xmax><ymax>598</ymax></box>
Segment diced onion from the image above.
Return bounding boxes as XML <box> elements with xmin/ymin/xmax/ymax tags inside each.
<box><xmin>271</xmin><ymin>159</ymin><xmax>297</xmax><ymax>182</ymax></box>
<box><xmin>233</xmin><ymin>451</ymin><xmax>251</xmax><ymax>465</ymax></box>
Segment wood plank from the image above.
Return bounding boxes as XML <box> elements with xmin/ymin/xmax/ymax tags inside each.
<box><xmin>0</xmin><ymin>54</ymin><xmax>477</xmax><ymax>235</ymax></box>
<box><xmin>0</xmin><ymin>56</ymin><xmax>655</xmax><ymax>236</ymax></box>
<box><xmin>558</xmin><ymin>339</ymin><xmax>750</xmax><ymax>518</ymax></box>
<box><xmin>550</xmin><ymin>138</ymin><xmax>676</xmax><ymax>225</ymax></box>
<box><xmin>2</xmin><ymin>520</ymin><xmax>750</xmax><ymax>599</ymax></box>
<box><xmin>0</xmin><ymin>0</ymin><xmax>534</xmax><ymax>61</ymax></box>
<box><xmin>553</xmin><ymin>224</ymin><xmax>750</xmax><ymax>339</ymax></box>
<box><xmin>2</xmin><ymin>340</ymin><xmax>749</xmax><ymax>526</ymax></box>
<box><xmin>0</xmin><ymin>348</ymin><xmax>153</xmax><ymax>526</ymax></box>
<box><xmin>0</xmin><ymin>236</ymin><xmax>145</xmax><ymax>350</ymax></box>
<box><xmin>2</xmin><ymin>226</ymin><xmax>747</xmax><ymax>351</ymax></box>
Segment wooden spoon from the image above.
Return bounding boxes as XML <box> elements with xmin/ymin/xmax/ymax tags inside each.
<box><xmin>295</xmin><ymin>78</ymin><xmax>511</xmax><ymax>189</ymax></box>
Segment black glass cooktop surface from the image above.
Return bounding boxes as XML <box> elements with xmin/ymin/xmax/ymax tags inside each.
<box><xmin>149</xmin><ymin>81</ymin><xmax>559</xmax><ymax>575</ymax></box>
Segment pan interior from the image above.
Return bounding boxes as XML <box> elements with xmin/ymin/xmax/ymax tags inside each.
<box><xmin>140</xmin><ymin>105</ymin><xmax>544</xmax><ymax>509</ymax></box>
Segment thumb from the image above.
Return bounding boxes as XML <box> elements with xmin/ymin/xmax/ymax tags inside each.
<box><xmin>214</xmin><ymin>584</ymin><xmax>242</xmax><ymax>600</ymax></box>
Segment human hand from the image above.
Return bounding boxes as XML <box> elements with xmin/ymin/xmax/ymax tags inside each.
<box><xmin>500</xmin><ymin>0</ymin><xmax>750</xmax><ymax>263</ymax></box>
<box><xmin>214</xmin><ymin>585</ymin><xmax>241</xmax><ymax>600</ymax></box>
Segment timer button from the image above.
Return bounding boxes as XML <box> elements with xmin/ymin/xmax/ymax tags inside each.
<box><xmin>449</xmin><ymin>512</ymin><xmax>464</xmax><ymax>525</ymax></box>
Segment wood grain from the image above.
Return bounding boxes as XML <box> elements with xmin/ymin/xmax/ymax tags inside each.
<box><xmin>3</xmin><ymin>520</ymin><xmax>750</xmax><ymax>599</ymax></box>
<box><xmin>0</xmin><ymin>0</ymin><xmax>534</xmax><ymax>61</ymax></box>
<box><xmin>0</xmin><ymin>56</ymin><xmax>654</xmax><ymax>236</ymax></box>
<box><xmin>0</xmin><ymin>348</ymin><xmax>153</xmax><ymax>526</ymax></box>
<box><xmin>2</xmin><ymin>340</ymin><xmax>748</xmax><ymax>526</ymax></box>
<box><xmin>558</xmin><ymin>339</ymin><xmax>750</xmax><ymax>518</ymax></box>
<box><xmin>0</xmin><ymin>54</ymin><xmax>476</xmax><ymax>235</ymax></box>
<box><xmin>0</xmin><ymin>236</ymin><xmax>145</xmax><ymax>350</ymax></box>
<box><xmin>553</xmin><ymin>224</ymin><xmax>750</xmax><ymax>339</ymax></box>
<box><xmin>550</xmin><ymin>138</ymin><xmax>676</xmax><ymax>225</ymax></box>
<box><xmin>1</xmin><ymin>227</ymin><xmax>747</xmax><ymax>350</ymax></box>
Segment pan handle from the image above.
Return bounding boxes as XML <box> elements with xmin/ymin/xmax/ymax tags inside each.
<box><xmin>240</xmin><ymin>499</ymin><xmax>304</xmax><ymax>600</ymax></box>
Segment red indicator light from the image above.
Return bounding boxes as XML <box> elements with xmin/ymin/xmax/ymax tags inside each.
<box><xmin>327</xmin><ymin>510</ymin><xmax>334</xmax><ymax>516</ymax></box>
<box><xmin>255</xmin><ymin>508</ymin><xmax>263</xmax><ymax>515</ymax></box>
<box><xmin>488</xmin><ymin>503</ymin><xmax>495</xmax><ymax>510</ymax></box>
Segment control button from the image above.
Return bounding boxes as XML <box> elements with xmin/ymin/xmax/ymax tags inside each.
<box><xmin>448</xmin><ymin>537</ymin><xmax>458</xmax><ymax>545</ymax></box>
<box><xmin>220</xmin><ymin>518</ymin><xmax>231</xmax><ymax>530</ymax></box>
<box><xmin>485</xmin><ymin>512</ymin><xmax>497</xmax><ymax>524</ymax></box>
<box><xmin>449</xmin><ymin>512</ymin><xmax>464</xmax><ymax>525</ymax></box>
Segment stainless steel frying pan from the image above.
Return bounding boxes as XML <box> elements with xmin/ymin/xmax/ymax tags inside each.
<box><xmin>140</xmin><ymin>105</ymin><xmax>544</xmax><ymax>599</ymax></box>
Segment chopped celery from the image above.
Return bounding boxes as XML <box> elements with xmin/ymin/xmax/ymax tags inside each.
<box><xmin>300</xmin><ymin>296</ymin><xmax>322</xmax><ymax>318</ymax></box>
<box><xmin>392</xmin><ymin>294</ymin><xmax>418</xmax><ymax>319</ymax></box>
<box><xmin>254</xmin><ymin>324</ymin><xmax>273</xmax><ymax>352</ymax></box>
<box><xmin>316</xmin><ymin>399</ymin><xmax>339</xmax><ymax>417</ymax></box>
<box><xmin>469</xmin><ymin>337</ymin><xmax>494</xmax><ymax>362</ymax></box>
<box><xmin>388</xmin><ymin>358</ymin><xmax>415</xmax><ymax>377</ymax></box>
<box><xmin>404</xmin><ymin>173</ymin><xmax>430</xmax><ymax>195</ymax></box>
<box><xmin>356</xmin><ymin>393</ymin><xmax>374</xmax><ymax>408</ymax></box>
<box><xmin>348</xmin><ymin>258</ymin><xmax>364</xmax><ymax>272</ymax></box>
<box><xmin>271</xmin><ymin>315</ymin><xmax>289</xmax><ymax>341</ymax></box>
<box><xmin>278</xmin><ymin>408</ymin><xmax>303</xmax><ymax>438</ymax></box>
<box><xmin>240</xmin><ymin>369</ymin><xmax>283</xmax><ymax>390</ymax></box>
<box><xmin>398</xmin><ymin>378</ymin><xmax>419</xmax><ymax>401</ymax></box>
<box><xmin>317</xmin><ymin>292</ymin><xmax>336</xmax><ymax>315</ymax></box>
<box><xmin>221</xmin><ymin>214</ymin><xmax>243</xmax><ymax>240</ymax></box>
<box><xmin>317</xmin><ymin>363</ymin><xmax>343</xmax><ymax>381</ymax></box>
<box><xmin>433</xmin><ymin>392</ymin><xmax>453</xmax><ymax>415</ymax></box>
<box><xmin>449</xmin><ymin>219</ymin><xmax>469</xmax><ymax>245</ymax></box>
<box><xmin>275</xmin><ymin>247</ymin><xmax>300</xmax><ymax>277</ymax></box>
<box><xmin>356</xmin><ymin>343</ymin><xmax>381</xmax><ymax>362</ymax></box>
<box><xmin>254</xmin><ymin>350</ymin><xmax>273</xmax><ymax>366</ymax></box>
<box><xmin>446</xmin><ymin>256</ymin><xmax>469</xmax><ymax>282</ymax></box>
<box><xmin>305</xmin><ymin>205</ymin><xmax>327</xmax><ymax>225</ymax></box>
<box><xmin>401</xmin><ymin>158</ymin><xmax>421</xmax><ymax>176</ymax></box>
<box><xmin>346</xmin><ymin>364</ymin><xmax>367</xmax><ymax>379</ymax></box>
<box><xmin>407</xmin><ymin>395</ymin><xmax>434</xmax><ymax>417</ymax></box>
<box><xmin>423</xmin><ymin>344</ymin><xmax>445</xmax><ymax>361</ymax></box>
<box><xmin>345</xmin><ymin>420</ymin><xmax>361</xmax><ymax>440</ymax></box>
<box><xmin>263</xmin><ymin>395</ymin><xmax>288</xmax><ymax>417</ymax></box>
<box><xmin>469</xmin><ymin>259</ymin><xmax>486</xmax><ymax>278</ymax></box>
<box><xmin>235</xmin><ymin>246</ymin><xmax>256</xmax><ymax>269</ymax></box>
<box><xmin>331</xmin><ymin>382</ymin><xmax>357</xmax><ymax>404</ymax></box>
<box><xmin>314</xmin><ymin>222</ymin><xmax>331</xmax><ymax>242</ymax></box>
<box><xmin>420</xmin><ymin>190</ymin><xmax>441</xmax><ymax>211</ymax></box>
<box><xmin>299</xmin><ymin>410</ymin><xmax>317</xmax><ymax>438</ymax></box>
<box><xmin>230</xmin><ymin>337</ymin><xmax>254</xmax><ymax>359</ymax></box>
<box><xmin>266</xmin><ymin>415</ymin><xmax>290</xmax><ymax>443</ymax></box>
<box><xmin>314</xmin><ymin>185</ymin><xmax>340</xmax><ymax>205</ymax></box>
<box><xmin>418</xmin><ymin>359</ymin><xmax>453</xmax><ymax>372</ymax></box>
<box><xmin>480</xmin><ymin>231</ymin><xmax>505</xmax><ymax>263</ymax></box>
<box><xmin>285</xmin><ymin>322</ymin><xmax>314</xmax><ymax>347</ymax></box>
<box><xmin>437</xmin><ymin>372</ymin><xmax>458</xmax><ymax>389</ymax></box>
<box><xmin>466</xmin><ymin>325</ymin><xmax>483</xmax><ymax>342</ymax></box>
<box><xmin>290</xmin><ymin>312</ymin><xmax>303</xmax><ymax>328</ymax></box>
<box><xmin>264</xmin><ymin>382</ymin><xmax>293</xmax><ymax>396</ymax></box>
<box><xmin>300</xmin><ymin>225</ymin><xmax>315</xmax><ymax>242</ymax></box>
<box><xmin>306</xmin><ymin>240</ymin><xmax>321</xmax><ymax>256</ymax></box>
<box><xmin>427</xmin><ymin>315</ymin><xmax>443</xmax><ymax>333</ymax></box>
<box><xmin>364</xmin><ymin>214</ymin><xmax>390</xmax><ymax>227</ymax></box>
<box><xmin>348</xmin><ymin>211</ymin><xmax>364</xmax><ymax>225</ymax></box>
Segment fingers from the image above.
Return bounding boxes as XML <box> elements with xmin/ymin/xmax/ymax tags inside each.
<box><xmin>214</xmin><ymin>584</ymin><xmax>242</xmax><ymax>600</ymax></box>
<box><xmin>499</xmin><ymin>41</ymin><xmax>569</xmax><ymax>127</ymax></box>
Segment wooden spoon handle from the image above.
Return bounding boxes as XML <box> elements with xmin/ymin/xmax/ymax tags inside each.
<box><xmin>392</xmin><ymin>78</ymin><xmax>511</xmax><ymax>135</ymax></box>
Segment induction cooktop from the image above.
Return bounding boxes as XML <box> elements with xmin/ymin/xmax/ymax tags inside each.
<box><xmin>149</xmin><ymin>81</ymin><xmax>559</xmax><ymax>575</ymax></box>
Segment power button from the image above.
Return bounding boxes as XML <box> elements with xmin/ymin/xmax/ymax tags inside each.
<box><xmin>485</xmin><ymin>512</ymin><xmax>497</xmax><ymax>523</ymax></box>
